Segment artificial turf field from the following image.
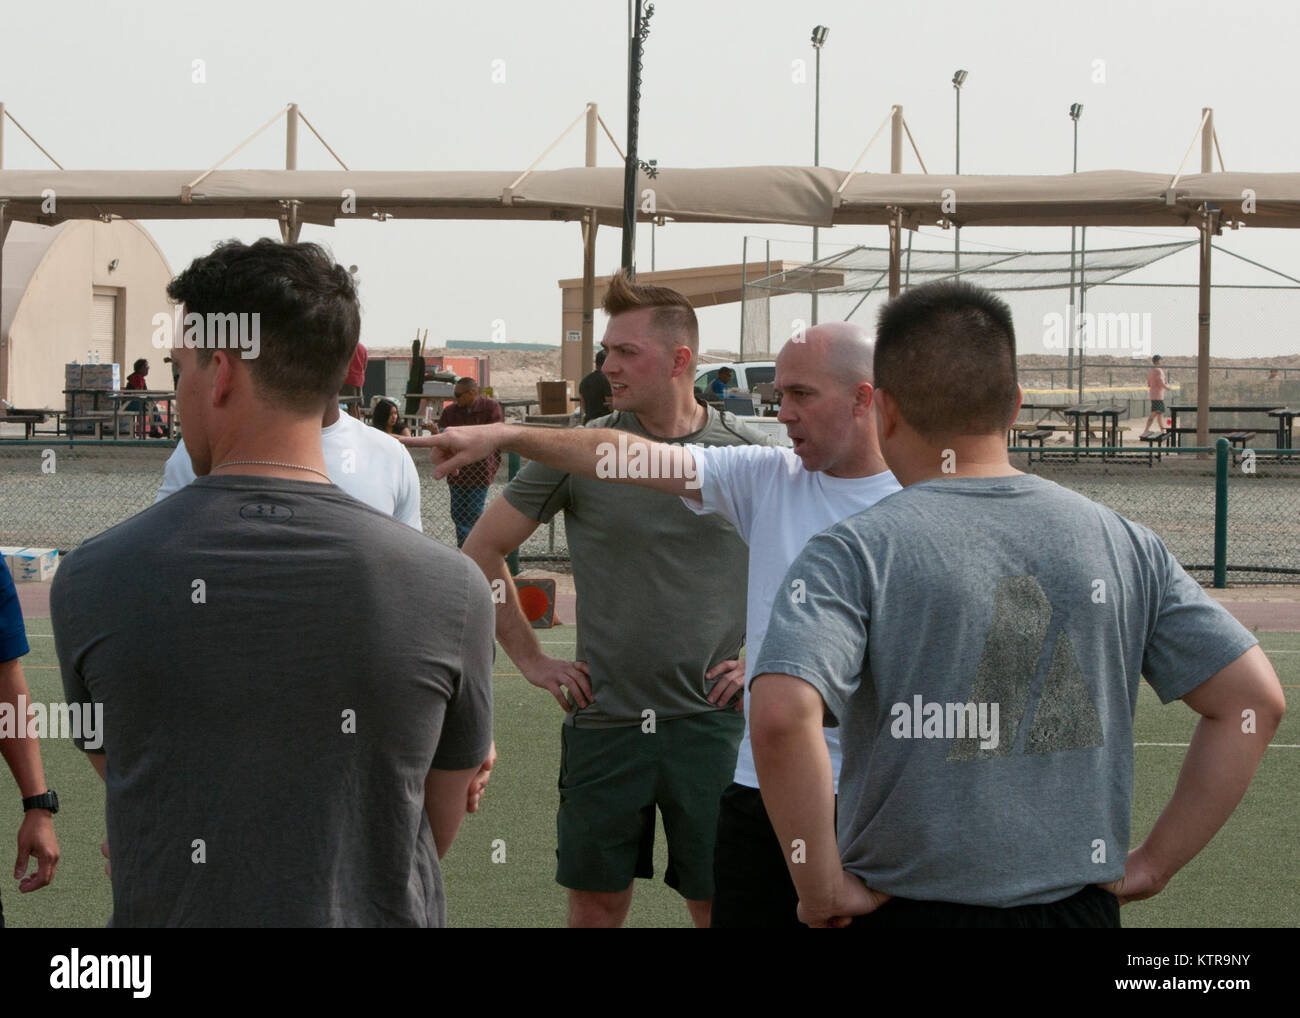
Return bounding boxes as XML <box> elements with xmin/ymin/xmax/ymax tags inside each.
<box><xmin>4</xmin><ymin>620</ymin><xmax>1298</xmax><ymax>928</ymax></box>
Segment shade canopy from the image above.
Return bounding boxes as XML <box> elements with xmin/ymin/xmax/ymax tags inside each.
<box><xmin>2</xmin><ymin>167</ymin><xmax>1295</xmax><ymax>229</ymax></box>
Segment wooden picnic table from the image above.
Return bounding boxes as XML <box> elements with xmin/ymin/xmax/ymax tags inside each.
<box><xmin>1063</xmin><ymin>403</ymin><xmax>1127</xmax><ymax>458</ymax></box>
<box><xmin>1</xmin><ymin>408</ymin><xmax>52</xmax><ymax>438</ymax></box>
<box><xmin>103</xmin><ymin>390</ymin><xmax>178</xmax><ymax>439</ymax></box>
<box><xmin>1268</xmin><ymin>407</ymin><xmax>1297</xmax><ymax>450</ymax></box>
<box><xmin>66</xmin><ymin>387</ymin><xmax>177</xmax><ymax>438</ymax></box>
<box><xmin>1166</xmin><ymin>404</ymin><xmax>1284</xmax><ymax>448</ymax></box>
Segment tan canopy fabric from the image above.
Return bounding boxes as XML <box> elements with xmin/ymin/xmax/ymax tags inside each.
<box><xmin>0</xmin><ymin>167</ymin><xmax>832</xmax><ymax>227</ymax></box>
<box><xmin>836</xmin><ymin>170</ymin><xmax>1300</xmax><ymax>228</ymax></box>
<box><xmin>4</xmin><ymin>167</ymin><xmax>1296</xmax><ymax>229</ymax></box>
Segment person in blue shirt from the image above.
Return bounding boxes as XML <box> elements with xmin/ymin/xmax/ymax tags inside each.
<box><xmin>0</xmin><ymin>559</ymin><xmax>60</xmax><ymax>927</ymax></box>
<box><xmin>710</xmin><ymin>367</ymin><xmax>734</xmax><ymax>400</ymax></box>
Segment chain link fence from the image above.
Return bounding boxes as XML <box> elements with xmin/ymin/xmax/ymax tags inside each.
<box><xmin>0</xmin><ymin>441</ymin><xmax>568</xmax><ymax>565</ymax></box>
<box><xmin>1014</xmin><ymin>445</ymin><xmax>1300</xmax><ymax>583</ymax></box>
<box><xmin>2</xmin><ymin>440</ymin><xmax>1294</xmax><ymax>583</ymax></box>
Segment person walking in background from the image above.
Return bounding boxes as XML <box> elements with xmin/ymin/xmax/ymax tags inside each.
<box><xmin>1142</xmin><ymin>354</ymin><xmax>1169</xmax><ymax>439</ymax></box>
<box><xmin>579</xmin><ymin>349</ymin><xmax>612</xmax><ymax>423</ymax></box>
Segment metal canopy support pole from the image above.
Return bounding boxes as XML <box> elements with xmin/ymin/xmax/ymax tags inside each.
<box><xmin>738</xmin><ymin>236</ymin><xmax>748</xmax><ymax>351</ymax></box>
<box><xmin>811</xmin><ymin>44</ymin><xmax>822</xmax><ymax>326</ymax></box>
<box><xmin>954</xmin><ymin>87</ymin><xmax>960</xmax><ymax>273</ymax></box>
<box><xmin>582</xmin><ymin>105</ymin><xmax>598</xmax><ymax>379</ymax></box>
<box><xmin>286</xmin><ymin>102</ymin><xmax>299</xmax><ymax>170</ymax></box>
<box><xmin>1068</xmin><ymin>113</ymin><xmax>1079</xmax><ymax>392</ymax></box>
<box><xmin>1196</xmin><ymin>108</ymin><xmax>1215</xmax><ymax>452</ymax></box>
<box><xmin>1197</xmin><ymin>213</ymin><xmax>1213</xmax><ymax>449</ymax></box>
<box><xmin>888</xmin><ymin>210</ymin><xmax>901</xmax><ymax>298</ymax></box>
<box><xmin>0</xmin><ymin>107</ymin><xmax>5</xmax><ymax>397</ymax></box>
<box><xmin>0</xmin><ymin>200</ymin><xmax>9</xmax><ymax>400</ymax></box>
<box><xmin>1076</xmin><ymin>228</ymin><xmax>1087</xmax><ymax>403</ymax></box>
<box><xmin>890</xmin><ymin>105</ymin><xmax>902</xmax><ymax>173</ymax></box>
<box><xmin>280</xmin><ymin>104</ymin><xmax>301</xmax><ymax>243</ymax></box>
<box><xmin>888</xmin><ymin>107</ymin><xmax>903</xmax><ymax>299</ymax></box>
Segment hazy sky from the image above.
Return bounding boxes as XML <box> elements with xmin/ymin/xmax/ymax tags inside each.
<box><xmin>3</xmin><ymin>0</ymin><xmax>1299</xmax><ymax>358</ymax></box>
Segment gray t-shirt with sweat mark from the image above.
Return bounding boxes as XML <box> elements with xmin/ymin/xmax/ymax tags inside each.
<box><xmin>504</xmin><ymin>406</ymin><xmax>770</xmax><ymax>728</ymax></box>
<box><xmin>753</xmin><ymin>473</ymin><xmax>1258</xmax><ymax>909</ymax></box>
<box><xmin>53</xmin><ymin>475</ymin><xmax>494</xmax><ymax>927</ymax></box>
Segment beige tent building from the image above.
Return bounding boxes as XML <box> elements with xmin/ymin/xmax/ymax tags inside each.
<box><xmin>0</xmin><ymin>219</ymin><xmax>174</xmax><ymax>407</ymax></box>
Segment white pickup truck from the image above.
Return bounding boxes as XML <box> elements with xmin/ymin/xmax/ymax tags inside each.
<box><xmin>694</xmin><ymin>361</ymin><xmax>776</xmax><ymax>397</ymax></box>
<box><xmin>693</xmin><ymin>361</ymin><xmax>789</xmax><ymax>447</ymax></box>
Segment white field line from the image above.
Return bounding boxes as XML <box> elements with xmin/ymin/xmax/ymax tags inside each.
<box><xmin>1136</xmin><ymin>742</ymin><xmax>1300</xmax><ymax>749</ymax></box>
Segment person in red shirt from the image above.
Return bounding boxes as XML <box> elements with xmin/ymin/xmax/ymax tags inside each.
<box><xmin>126</xmin><ymin>358</ymin><xmax>149</xmax><ymax>392</ymax></box>
<box><xmin>125</xmin><ymin>359</ymin><xmax>164</xmax><ymax>438</ymax></box>
<box><xmin>1142</xmin><ymin>354</ymin><xmax>1169</xmax><ymax>438</ymax></box>
<box><xmin>419</xmin><ymin>378</ymin><xmax>503</xmax><ymax>546</ymax></box>
<box><xmin>340</xmin><ymin>342</ymin><xmax>368</xmax><ymax>418</ymax></box>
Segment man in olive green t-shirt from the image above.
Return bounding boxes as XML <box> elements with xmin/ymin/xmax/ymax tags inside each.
<box><xmin>460</xmin><ymin>270</ymin><xmax>769</xmax><ymax>928</ymax></box>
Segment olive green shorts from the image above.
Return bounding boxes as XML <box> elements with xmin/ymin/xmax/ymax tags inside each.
<box><xmin>556</xmin><ymin>709</ymin><xmax>744</xmax><ymax>901</ymax></box>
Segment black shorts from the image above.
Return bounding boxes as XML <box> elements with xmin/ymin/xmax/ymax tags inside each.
<box><xmin>848</xmin><ymin>883</ymin><xmax>1120</xmax><ymax>929</ymax></box>
<box><xmin>556</xmin><ymin>712</ymin><xmax>742</xmax><ymax>901</ymax></box>
<box><xmin>711</xmin><ymin>782</ymin><xmax>814</xmax><ymax>928</ymax></box>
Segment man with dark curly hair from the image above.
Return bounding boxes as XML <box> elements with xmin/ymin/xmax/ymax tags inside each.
<box><xmin>52</xmin><ymin>239</ymin><xmax>495</xmax><ymax>927</ymax></box>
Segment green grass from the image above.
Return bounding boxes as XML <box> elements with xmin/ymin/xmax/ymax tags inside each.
<box><xmin>4</xmin><ymin>622</ymin><xmax>1297</xmax><ymax>927</ymax></box>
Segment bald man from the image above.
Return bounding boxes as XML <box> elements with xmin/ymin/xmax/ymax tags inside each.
<box><xmin>427</xmin><ymin>321</ymin><xmax>901</xmax><ymax>927</ymax></box>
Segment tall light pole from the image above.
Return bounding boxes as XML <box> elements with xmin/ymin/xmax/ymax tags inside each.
<box><xmin>1068</xmin><ymin>103</ymin><xmax>1083</xmax><ymax>393</ymax></box>
<box><xmin>810</xmin><ymin>25</ymin><xmax>828</xmax><ymax>325</ymax></box>
<box><xmin>952</xmin><ymin>70</ymin><xmax>967</xmax><ymax>272</ymax></box>
<box><xmin>622</xmin><ymin>1</ymin><xmax>654</xmax><ymax>274</ymax></box>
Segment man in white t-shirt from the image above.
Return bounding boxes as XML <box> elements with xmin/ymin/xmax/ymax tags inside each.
<box><xmin>424</xmin><ymin>322</ymin><xmax>900</xmax><ymax>927</ymax></box>
<box><xmin>157</xmin><ymin>400</ymin><xmax>423</xmax><ymax>530</ymax></box>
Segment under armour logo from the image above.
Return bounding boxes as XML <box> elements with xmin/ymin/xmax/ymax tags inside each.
<box><xmin>239</xmin><ymin>502</ymin><xmax>295</xmax><ymax>522</ymax></box>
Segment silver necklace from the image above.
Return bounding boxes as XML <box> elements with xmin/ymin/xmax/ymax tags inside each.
<box><xmin>211</xmin><ymin>459</ymin><xmax>332</xmax><ymax>483</ymax></box>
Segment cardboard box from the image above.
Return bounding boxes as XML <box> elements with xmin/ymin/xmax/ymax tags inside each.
<box><xmin>536</xmin><ymin>380</ymin><xmax>573</xmax><ymax>415</ymax></box>
<box><xmin>10</xmin><ymin>548</ymin><xmax>58</xmax><ymax>583</ymax></box>
<box><xmin>0</xmin><ymin>547</ymin><xmax>26</xmax><ymax>575</ymax></box>
<box><xmin>81</xmin><ymin>364</ymin><xmax>121</xmax><ymax>389</ymax></box>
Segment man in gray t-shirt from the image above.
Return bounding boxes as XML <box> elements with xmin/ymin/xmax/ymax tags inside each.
<box><xmin>751</xmin><ymin>280</ymin><xmax>1285</xmax><ymax>928</ymax></box>
<box><xmin>51</xmin><ymin>239</ymin><xmax>495</xmax><ymax>927</ymax></box>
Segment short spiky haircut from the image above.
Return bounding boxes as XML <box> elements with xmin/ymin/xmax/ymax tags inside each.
<box><xmin>874</xmin><ymin>280</ymin><xmax>1019</xmax><ymax>440</ymax></box>
<box><xmin>166</xmin><ymin>239</ymin><xmax>360</xmax><ymax>413</ymax></box>
<box><xmin>602</xmin><ymin>269</ymin><xmax>698</xmax><ymax>353</ymax></box>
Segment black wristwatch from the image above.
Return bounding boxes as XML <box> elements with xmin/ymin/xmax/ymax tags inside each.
<box><xmin>22</xmin><ymin>790</ymin><xmax>58</xmax><ymax>815</ymax></box>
